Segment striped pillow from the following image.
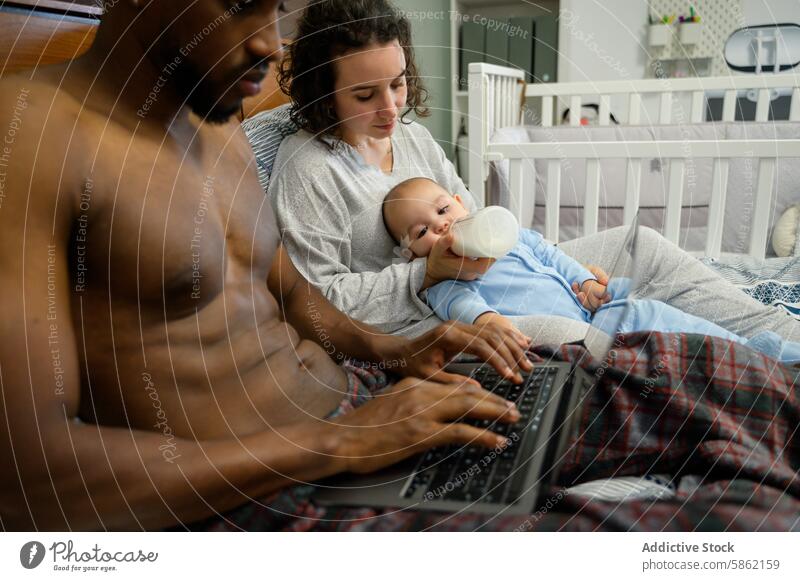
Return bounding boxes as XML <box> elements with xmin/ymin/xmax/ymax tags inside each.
<box><xmin>242</xmin><ymin>103</ymin><xmax>299</xmax><ymax>195</ymax></box>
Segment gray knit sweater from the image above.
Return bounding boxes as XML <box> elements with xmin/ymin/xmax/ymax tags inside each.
<box><xmin>269</xmin><ymin>120</ymin><xmax>478</xmax><ymax>334</ymax></box>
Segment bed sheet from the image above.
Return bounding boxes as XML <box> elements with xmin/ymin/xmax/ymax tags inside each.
<box><xmin>699</xmin><ymin>253</ymin><xmax>800</xmax><ymax>320</ymax></box>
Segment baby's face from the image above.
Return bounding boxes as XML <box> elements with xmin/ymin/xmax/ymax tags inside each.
<box><xmin>388</xmin><ymin>183</ymin><xmax>469</xmax><ymax>258</ymax></box>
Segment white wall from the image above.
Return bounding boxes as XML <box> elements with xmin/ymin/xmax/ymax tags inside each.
<box><xmin>741</xmin><ymin>0</ymin><xmax>800</xmax><ymax>25</ymax></box>
<box><xmin>398</xmin><ymin>0</ymin><xmax>454</xmax><ymax>154</ymax></box>
<box><xmin>559</xmin><ymin>0</ymin><xmax>800</xmax><ymax>83</ymax></box>
<box><xmin>557</xmin><ymin>0</ymin><xmax>649</xmax><ymax>84</ymax></box>
<box><xmin>556</xmin><ymin>0</ymin><xmax>800</xmax><ymax>122</ymax></box>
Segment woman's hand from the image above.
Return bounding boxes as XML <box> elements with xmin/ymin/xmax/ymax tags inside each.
<box><xmin>421</xmin><ymin>232</ymin><xmax>495</xmax><ymax>290</ymax></box>
<box><xmin>385</xmin><ymin>321</ymin><xmax>533</xmax><ymax>385</ymax></box>
<box><xmin>332</xmin><ymin>378</ymin><xmax>521</xmax><ymax>475</ymax></box>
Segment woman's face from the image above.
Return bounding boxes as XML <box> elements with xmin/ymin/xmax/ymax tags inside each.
<box><xmin>332</xmin><ymin>40</ymin><xmax>408</xmax><ymax>141</ymax></box>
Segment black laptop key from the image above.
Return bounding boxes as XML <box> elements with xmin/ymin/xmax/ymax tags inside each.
<box><xmin>496</xmin><ymin>457</ymin><xmax>516</xmax><ymax>475</ymax></box>
<box><xmin>492</xmin><ymin>380</ymin><xmax>514</xmax><ymax>400</ymax></box>
<box><xmin>431</xmin><ymin>454</ymin><xmax>458</xmax><ymax>477</ymax></box>
<box><xmin>492</xmin><ymin>421</ymin><xmax>512</xmax><ymax>437</ymax></box>
<box><xmin>499</xmin><ymin>444</ymin><xmax>518</xmax><ymax>460</ymax></box>
<box><xmin>486</xmin><ymin>477</ymin><xmax>511</xmax><ymax>502</ymax></box>
<box><xmin>465</xmin><ymin>473</ymin><xmax>490</xmax><ymax>495</ymax></box>
<box><xmin>417</xmin><ymin>446</ymin><xmax>449</xmax><ymax>471</ymax></box>
<box><xmin>407</xmin><ymin>444</ymin><xmax>463</xmax><ymax>499</ymax></box>
<box><xmin>506</xmin><ymin>383</ymin><xmax>524</xmax><ymax>402</ymax></box>
<box><xmin>426</xmin><ymin>463</ymin><xmax>457</xmax><ymax>498</ymax></box>
<box><xmin>482</xmin><ymin>369</ymin><xmax>501</xmax><ymax>384</ymax></box>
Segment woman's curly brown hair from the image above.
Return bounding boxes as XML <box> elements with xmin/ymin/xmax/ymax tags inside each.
<box><xmin>278</xmin><ymin>0</ymin><xmax>429</xmax><ymax>139</ymax></box>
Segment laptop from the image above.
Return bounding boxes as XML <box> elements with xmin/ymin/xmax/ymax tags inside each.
<box><xmin>314</xmin><ymin>217</ymin><xmax>643</xmax><ymax>516</ymax></box>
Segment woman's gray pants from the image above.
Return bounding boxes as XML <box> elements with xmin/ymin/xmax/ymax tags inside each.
<box><xmin>508</xmin><ymin>226</ymin><xmax>800</xmax><ymax>346</ymax></box>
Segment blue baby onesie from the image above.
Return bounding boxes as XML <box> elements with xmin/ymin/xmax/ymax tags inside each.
<box><xmin>426</xmin><ymin>229</ymin><xmax>800</xmax><ymax>364</ymax></box>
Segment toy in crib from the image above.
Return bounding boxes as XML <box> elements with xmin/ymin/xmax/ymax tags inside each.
<box><xmin>772</xmin><ymin>203</ymin><xmax>800</xmax><ymax>257</ymax></box>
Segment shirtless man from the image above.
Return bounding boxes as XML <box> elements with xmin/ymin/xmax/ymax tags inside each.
<box><xmin>0</xmin><ymin>0</ymin><xmax>531</xmax><ymax>530</ymax></box>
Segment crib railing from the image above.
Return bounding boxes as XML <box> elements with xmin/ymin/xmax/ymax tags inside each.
<box><xmin>525</xmin><ymin>74</ymin><xmax>800</xmax><ymax>127</ymax></box>
<box><xmin>467</xmin><ymin>63</ymin><xmax>526</xmax><ymax>206</ymax></box>
<box><xmin>493</xmin><ymin>139</ymin><xmax>800</xmax><ymax>260</ymax></box>
<box><xmin>466</xmin><ymin>62</ymin><xmax>800</xmax><ymax>259</ymax></box>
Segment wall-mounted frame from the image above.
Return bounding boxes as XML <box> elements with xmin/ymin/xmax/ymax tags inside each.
<box><xmin>725</xmin><ymin>23</ymin><xmax>800</xmax><ymax>73</ymax></box>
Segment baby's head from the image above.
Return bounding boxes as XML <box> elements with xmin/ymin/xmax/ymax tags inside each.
<box><xmin>382</xmin><ymin>177</ymin><xmax>469</xmax><ymax>258</ymax></box>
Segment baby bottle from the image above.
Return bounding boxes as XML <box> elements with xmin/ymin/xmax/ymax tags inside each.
<box><xmin>450</xmin><ymin>206</ymin><xmax>520</xmax><ymax>259</ymax></box>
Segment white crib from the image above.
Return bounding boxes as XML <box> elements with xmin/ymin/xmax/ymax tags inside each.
<box><xmin>466</xmin><ymin>62</ymin><xmax>800</xmax><ymax>260</ymax></box>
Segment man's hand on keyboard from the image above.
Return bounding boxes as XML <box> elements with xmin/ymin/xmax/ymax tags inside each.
<box><xmin>333</xmin><ymin>379</ymin><xmax>520</xmax><ymax>475</ymax></box>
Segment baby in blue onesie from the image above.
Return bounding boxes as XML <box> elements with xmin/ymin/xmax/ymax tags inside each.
<box><xmin>382</xmin><ymin>177</ymin><xmax>800</xmax><ymax>364</ymax></box>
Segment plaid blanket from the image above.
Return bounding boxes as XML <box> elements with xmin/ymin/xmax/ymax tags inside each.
<box><xmin>193</xmin><ymin>332</ymin><xmax>800</xmax><ymax>531</ymax></box>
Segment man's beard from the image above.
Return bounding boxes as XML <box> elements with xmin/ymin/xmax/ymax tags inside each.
<box><xmin>172</xmin><ymin>60</ymin><xmax>241</xmax><ymax>124</ymax></box>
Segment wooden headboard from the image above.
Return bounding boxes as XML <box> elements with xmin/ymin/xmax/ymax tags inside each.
<box><xmin>0</xmin><ymin>2</ymin><xmax>99</xmax><ymax>74</ymax></box>
<box><xmin>0</xmin><ymin>1</ymin><xmax>290</xmax><ymax>119</ymax></box>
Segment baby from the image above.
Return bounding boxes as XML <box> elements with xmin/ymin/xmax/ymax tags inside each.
<box><xmin>382</xmin><ymin>177</ymin><xmax>800</xmax><ymax>364</ymax></box>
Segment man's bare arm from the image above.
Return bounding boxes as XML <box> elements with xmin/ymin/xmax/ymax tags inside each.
<box><xmin>0</xmin><ymin>102</ymin><xmax>346</xmax><ymax>530</ymax></box>
<box><xmin>267</xmin><ymin>245</ymin><xmax>404</xmax><ymax>364</ymax></box>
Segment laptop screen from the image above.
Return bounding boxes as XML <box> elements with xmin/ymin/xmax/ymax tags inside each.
<box><xmin>582</xmin><ymin>214</ymin><xmax>643</xmax><ymax>360</ymax></box>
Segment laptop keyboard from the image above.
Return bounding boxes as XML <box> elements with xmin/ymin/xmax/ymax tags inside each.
<box><xmin>401</xmin><ymin>366</ymin><xmax>558</xmax><ymax>505</ymax></box>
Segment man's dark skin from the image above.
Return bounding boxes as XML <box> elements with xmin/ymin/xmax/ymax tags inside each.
<box><xmin>0</xmin><ymin>0</ymin><xmax>533</xmax><ymax>530</ymax></box>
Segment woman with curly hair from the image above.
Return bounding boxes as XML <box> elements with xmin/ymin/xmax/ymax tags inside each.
<box><xmin>269</xmin><ymin>0</ymin><xmax>495</xmax><ymax>337</ymax></box>
<box><xmin>268</xmin><ymin>0</ymin><xmax>799</xmax><ymax>345</ymax></box>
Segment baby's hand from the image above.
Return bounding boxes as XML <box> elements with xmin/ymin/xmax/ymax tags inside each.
<box><xmin>584</xmin><ymin>265</ymin><xmax>610</xmax><ymax>286</ymax></box>
<box><xmin>571</xmin><ymin>279</ymin><xmax>611</xmax><ymax>312</ymax></box>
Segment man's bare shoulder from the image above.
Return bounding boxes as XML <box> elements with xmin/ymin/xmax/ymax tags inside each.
<box><xmin>2</xmin><ymin>70</ymin><xmax>75</xmax><ymax>112</ymax></box>
<box><xmin>200</xmin><ymin>116</ymin><xmax>260</xmax><ymax>166</ymax></box>
<box><xmin>0</xmin><ymin>72</ymin><xmax>94</xmax><ymax>151</ymax></box>
<box><xmin>0</xmin><ymin>73</ymin><xmax>94</xmax><ymax>216</ymax></box>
